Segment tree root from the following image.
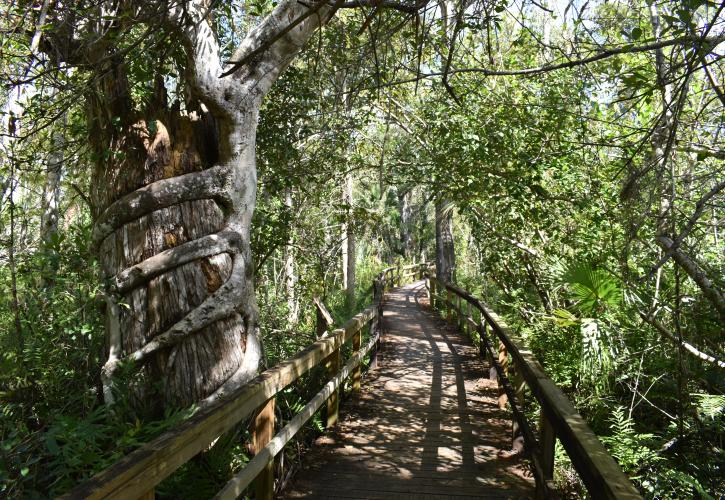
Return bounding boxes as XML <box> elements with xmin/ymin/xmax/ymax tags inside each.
<box><xmin>113</xmin><ymin>230</ymin><xmax>243</xmax><ymax>293</ymax></box>
<box><xmin>92</xmin><ymin>164</ymin><xmax>232</xmax><ymax>248</ymax></box>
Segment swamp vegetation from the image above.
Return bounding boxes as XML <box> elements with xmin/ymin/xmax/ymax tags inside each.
<box><xmin>0</xmin><ymin>0</ymin><xmax>723</xmax><ymax>497</ymax></box>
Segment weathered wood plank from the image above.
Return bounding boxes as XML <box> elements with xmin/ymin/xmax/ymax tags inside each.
<box><xmin>63</xmin><ymin>306</ymin><xmax>376</xmax><ymax>500</ymax></box>
<box><xmin>283</xmin><ymin>283</ymin><xmax>534</xmax><ymax>499</ymax></box>
<box><xmin>252</xmin><ymin>398</ymin><xmax>275</xmax><ymax>500</ymax></box>
<box><xmin>215</xmin><ymin>333</ymin><xmax>379</xmax><ymax>500</ymax></box>
<box><xmin>324</xmin><ymin>346</ymin><xmax>341</xmax><ymax>428</ymax></box>
<box><xmin>430</xmin><ymin>277</ymin><xmax>641</xmax><ymax>500</ymax></box>
<box><xmin>352</xmin><ymin>328</ymin><xmax>362</xmax><ymax>393</ymax></box>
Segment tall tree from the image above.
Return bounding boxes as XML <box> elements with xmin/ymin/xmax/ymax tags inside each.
<box><xmin>34</xmin><ymin>0</ymin><xmax>421</xmax><ymax>410</ymax></box>
<box><xmin>342</xmin><ymin>173</ymin><xmax>356</xmax><ymax>307</ymax></box>
<box><xmin>435</xmin><ymin>200</ymin><xmax>455</xmax><ymax>282</ymax></box>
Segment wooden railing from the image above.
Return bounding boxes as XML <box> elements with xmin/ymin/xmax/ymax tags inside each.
<box><xmin>63</xmin><ymin>263</ymin><xmax>426</xmax><ymax>500</ymax></box>
<box><xmin>426</xmin><ymin>275</ymin><xmax>642</xmax><ymax>500</ymax></box>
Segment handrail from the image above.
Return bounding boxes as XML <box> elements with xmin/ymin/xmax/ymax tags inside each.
<box><xmin>63</xmin><ymin>264</ymin><xmax>421</xmax><ymax>500</ymax></box>
<box><xmin>426</xmin><ymin>275</ymin><xmax>642</xmax><ymax>500</ymax></box>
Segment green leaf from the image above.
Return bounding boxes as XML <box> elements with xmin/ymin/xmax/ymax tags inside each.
<box><xmin>548</xmin><ymin>308</ymin><xmax>579</xmax><ymax>327</ymax></box>
<box><xmin>562</xmin><ymin>263</ymin><xmax>621</xmax><ymax>315</ymax></box>
<box><xmin>630</xmin><ymin>27</ymin><xmax>642</xmax><ymax>40</ymax></box>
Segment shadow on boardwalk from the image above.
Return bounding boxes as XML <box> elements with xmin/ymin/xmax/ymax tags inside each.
<box><xmin>282</xmin><ymin>282</ymin><xmax>534</xmax><ymax>499</ymax></box>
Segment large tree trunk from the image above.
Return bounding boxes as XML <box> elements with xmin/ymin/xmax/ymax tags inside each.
<box><xmin>435</xmin><ymin>200</ymin><xmax>455</xmax><ymax>282</ymax></box>
<box><xmin>91</xmin><ymin>75</ymin><xmax>261</xmax><ymax>410</ymax></box>
<box><xmin>90</xmin><ymin>1</ymin><xmax>332</xmax><ymax>410</ymax></box>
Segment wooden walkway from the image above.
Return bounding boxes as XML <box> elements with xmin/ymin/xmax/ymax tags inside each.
<box><xmin>283</xmin><ymin>282</ymin><xmax>535</xmax><ymax>499</ymax></box>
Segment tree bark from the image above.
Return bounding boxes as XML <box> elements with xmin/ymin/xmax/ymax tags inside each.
<box><xmin>655</xmin><ymin>236</ymin><xmax>725</xmax><ymax>319</ymax></box>
<box><xmin>40</xmin><ymin>115</ymin><xmax>64</xmax><ymax>248</ymax></box>
<box><xmin>435</xmin><ymin>200</ymin><xmax>455</xmax><ymax>282</ymax></box>
<box><xmin>284</xmin><ymin>189</ymin><xmax>299</xmax><ymax>324</ymax></box>
<box><xmin>342</xmin><ymin>173</ymin><xmax>356</xmax><ymax>308</ymax></box>
<box><xmin>86</xmin><ymin>1</ymin><xmax>333</xmax><ymax>410</ymax></box>
<box><xmin>398</xmin><ymin>188</ymin><xmax>413</xmax><ymax>259</ymax></box>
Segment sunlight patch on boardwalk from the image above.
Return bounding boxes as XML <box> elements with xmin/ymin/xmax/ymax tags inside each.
<box><xmin>283</xmin><ymin>282</ymin><xmax>534</xmax><ymax>499</ymax></box>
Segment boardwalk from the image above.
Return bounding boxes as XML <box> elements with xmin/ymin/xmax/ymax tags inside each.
<box><xmin>284</xmin><ymin>282</ymin><xmax>535</xmax><ymax>499</ymax></box>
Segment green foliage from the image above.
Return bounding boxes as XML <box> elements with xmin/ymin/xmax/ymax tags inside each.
<box><xmin>1</xmin><ymin>0</ymin><xmax>724</xmax><ymax>497</ymax></box>
<box><xmin>602</xmin><ymin>407</ymin><xmax>719</xmax><ymax>499</ymax></box>
<box><xmin>562</xmin><ymin>264</ymin><xmax>622</xmax><ymax>316</ymax></box>
<box><xmin>602</xmin><ymin>407</ymin><xmax>661</xmax><ymax>475</ymax></box>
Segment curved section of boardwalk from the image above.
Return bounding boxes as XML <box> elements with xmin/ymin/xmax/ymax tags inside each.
<box><xmin>283</xmin><ymin>282</ymin><xmax>534</xmax><ymax>499</ymax></box>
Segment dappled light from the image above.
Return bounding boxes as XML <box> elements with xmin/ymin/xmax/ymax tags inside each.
<box><xmin>284</xmin><ymin>283</ymin><xmax>534</xmax><ymax>498</ymax></box>
<box><xmin>1</xmin><ymin>0</ymin><xmax>722</xmax><ymax>497</ymax></box>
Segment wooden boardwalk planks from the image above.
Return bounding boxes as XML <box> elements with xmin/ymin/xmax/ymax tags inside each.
<box><xmin>283</xmin><ymin>282</ymin><xmax>534</xmax><ymax>499</ymax></box>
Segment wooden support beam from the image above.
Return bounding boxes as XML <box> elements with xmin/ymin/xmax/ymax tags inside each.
<box><xmin>325</xmin><ymin>347</ymin><xmax>341</xmax><ymax>428</ymax></box>
<box><xmin>314</xmin><ymin>296</ymin><xmax>334</xmax><ymax>337</ymax></box>
<box><xmin>352</xmin><ymin>328</ymin><xmax>362</xmax><ymax>394</ymax></box>
<box><xmin>465</xmin><ymin>301</ymin><xmax>472</xmax><ymax>336</ymax></box>
<box><xmin>136</xmin><ymin>490</ymin><xmax>154</xmax><ymax>500</ymax></box>
<box><xmin>252</xmin><ymin>398</ymin><xmax>275</xmax><ymax>500</ymax></box>
<box><xmin>446</xmin><ymin>288</ymin><xmax>453</xmax><ymax>323</ymax></box>
<box><xmin>511</xmin><ymin>368</ymin><xmax>525</xmax><ymax>452</ymax></box>
<box><xmin>371</xmin><ymin>302</ymin><xmax>383</xmax><ymax>370</ymax></box>
<box><xmin>498</xmin><ymin>340</ymin><xmax>509</xmax><ymax>409</ymax></box>
<box><xmin>538</xmin><ymin>412</ymin><xmax>556</xmax><ymax>498</ymax></box>
<box><xmin>457</xmin><ymin>295</ymin><xmax>464</xmax><ymax>332</ymax></box>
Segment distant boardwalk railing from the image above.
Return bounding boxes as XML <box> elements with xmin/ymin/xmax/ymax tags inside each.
<box><xmin>426</xmin><ymin>275</ymin><xmax>642</xmax><ymax>500</ymax></box>
<box><xmin>62</xmin><ymin>263</ymin><xmax>426</xmax><ymax>500</ymax></box>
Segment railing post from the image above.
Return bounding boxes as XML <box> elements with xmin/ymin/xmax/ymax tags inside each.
<box><xmin>396</xmin><ymin>262</ymin><xmax>401</xmax><ymax>286</ymax></box>
<box><xmin>325</xmin><ymin>344</ymin><xmax>341</xmax><ymax>428</ymax></box>
<box><xmin>136</xmin><ymin>489</ymin><xmax>154</xmax><ymax>500</ymax></box>
<box><xmin>252</xmin><ymin>398</ymin><xmax>275</xmax><ymax>500</ymax></box>
<box><xmin>457</xmin><ymin>295</ymin><xmax>464</xmax><ymax>332</ymax></box>
<box><xmin>352</xmin><ymin>326</ymin><xmax>362</xmax><ymax>394</ymax></box>
<box><xmin>466</xmin><ymin>301</ymin><xmax>472</xmax><ymax>336</ymax></box>
<box><xmin>537</xmin><ymin>413</ymin><xmax>556</xmax><ymax>498</ymax></box>
<box><xmin>373</xmin><ymin>299</ymin><xmax>383</xmax><ymax>370</ymax></box>
<box><xmin>511</xmin><ymin>365</ymin><xmax>525</xmax><ymax>452</ymax></box>
<box><xmin>430</xmin><ymin>278</ymin><xmax>436</xmax><ymax>308</ymax></box>
<box><xmin>446</xmin><ymin>287</ymin><xmax>453</xmax><ymax>323</ymax></box>
<box><xmin>497</xmin><ymin>340</ymin><xmax>509</xmax><ymax>409</ymax></box>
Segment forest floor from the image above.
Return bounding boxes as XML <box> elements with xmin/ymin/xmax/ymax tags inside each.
<box><xmin>282</xmin><ymin>281</ymin><xmax>534</xmax><ymax>499</ymax></box>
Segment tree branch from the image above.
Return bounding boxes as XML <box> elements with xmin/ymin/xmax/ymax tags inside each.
<box><xmin>654</xmin><ymin>235</ymin><xmax>725</xmax><ymax>319</ymax></box>
<box><xmin>647</xmin><ymin>180</ymin><xmax>725</xmax><ymax>277</ymax></box>
<box><xmin>221</xmin><ymin>0</ymin><xmax>332</xmax><ymax>78</ymax></box>
<box><xmin>336</xmin><ymin>0</ymin><xmax>424</xmax><ymax>13</ymax></box>
<box><xmin>639</xmin><ymin>312</ymin><xmax>725</xmax><ymax>369</ymax></box>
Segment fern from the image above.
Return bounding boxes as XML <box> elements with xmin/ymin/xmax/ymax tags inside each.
<box><xmin>601</xmin><ymin>407</ymin><xmax>659</xmax><ymax>476</ymax></box>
